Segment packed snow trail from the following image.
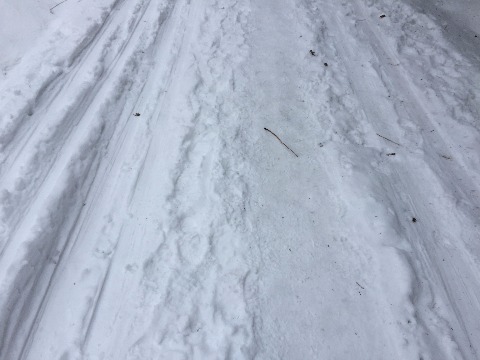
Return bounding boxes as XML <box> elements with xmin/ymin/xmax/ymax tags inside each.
<box><xmin>0</xmin><ymin>0</ymin><xmax>479</xmax><ymax>359</ymax></box>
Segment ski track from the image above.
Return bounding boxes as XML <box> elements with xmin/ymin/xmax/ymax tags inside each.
<box><xmin>0</xmin><ymin>0</ymin><xmax>479</xmax><ymax>359</ymax></box>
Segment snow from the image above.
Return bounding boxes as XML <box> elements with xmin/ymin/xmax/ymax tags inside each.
<box><xmin>0</xmin><ymin>0</ymin><xmax>479</xmax><ymax>359</ymax></box>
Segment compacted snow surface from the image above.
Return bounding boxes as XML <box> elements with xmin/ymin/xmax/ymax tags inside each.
<box><xmin>0</xmin><ymin>0</ymin><xmax>480</xmax><ymax>359</ymax></box>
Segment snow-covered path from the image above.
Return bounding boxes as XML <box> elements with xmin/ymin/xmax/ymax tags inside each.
<box><xmin>0</xmin><ymin>0</ymin><xmax>479</xmax><ymax>359</ymax></box>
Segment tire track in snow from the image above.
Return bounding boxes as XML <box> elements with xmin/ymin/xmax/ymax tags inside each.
<box><xmin>20</xmin><ymin>2</ymin><xmax>180</xmax><ymax>353</ymax></box>
<box><xmin>0</xmin><ymin>0</ymin><xmax>153</xmax><ymax>255</ymax></box>
<box><xmin>0</xmin><ymin>1</ymin><xmax>176</xmax><ymax>358</ymax></box>
<box><xmin>302</xmin><ymin>0</ymin><xmax>480</xmax><ymax>358</ymax></box>
<box><xmin>0</xmin><ymin>0</ymin><xmax>125</xmax><ymax>160</ymax></box>
<box><xmin>126</xmin><ymin>0</ymin><xmax>257</xmax><ymax>358</ymax></box>
<box><xmin>339</xmin><ymin>1</ymin><xmax>480</xmax><ymax>357</ymax></box>
<box><xmin>304</xmin><ymin>3</ymin><xmax>457</xmax><ymax>356</ymax></box>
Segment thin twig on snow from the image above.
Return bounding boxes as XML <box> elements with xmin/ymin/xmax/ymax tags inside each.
<box><xmin>356</xmin><ymin>282</ymin><xmax>365</xmax><ymax>290</ymax></box>
<box><xmin>376</xmin><ymin>133</ymin><xmax>401</xmax><ymax>146</ymax></box>
<box><xmin>264</xmin><ymin>128</ymin><xmax>299</xmax><ymax>157</ymax></box>
<box><xmin>50</xmin><ymin>0</ymin><xmax>69</xmax><ymax>14</ymax></box>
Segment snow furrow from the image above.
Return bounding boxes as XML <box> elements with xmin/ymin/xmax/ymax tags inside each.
<box><xmin>0</xmin><ymin>0</ymin><xmax>122</xmax><ymax>157</ymax></box>
<box><xmin>0</xmin><ymin>0</ymin><xmax>154</xmax><ymax>254</ymax></box>
<box><xmin>0</xmin><ymin>0</ymin><xmax>177</xmax><ymax>357</ymax></box>
<box><xmin>299</xmin><ymin>0</ymin><xmax>480</xmax><ymax>358</ymax></box>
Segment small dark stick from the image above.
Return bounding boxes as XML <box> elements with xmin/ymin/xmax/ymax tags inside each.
<box><xmin>50</xmin><ymin>0</ymin><xmax>69</xmax><ymax>13</ymax></box>
<box><xmin>376</xmin><ymin>133</ymin><xmax>401</xmax><ymax>146</ymax></box>
<box><xmin>356</xmin><ymin>282</ymin><xmax>365</xmax><ymax>290</ymax></box>
<box><xmin>264</xmin><ymin>128</ymin><xmax>299</xmax><ymax>157</ymax></box>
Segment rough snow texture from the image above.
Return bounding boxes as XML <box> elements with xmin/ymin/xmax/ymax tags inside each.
<box><xmin>0</xmin><ymin>0</ymin><xmax>479</xmax><ymax>359</ymax></box>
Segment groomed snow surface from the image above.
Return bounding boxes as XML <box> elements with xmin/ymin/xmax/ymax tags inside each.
<box><xmin>0</xmin><ymin>0</ymin><xmax>479</xmax><ymax>359</ymax></box>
